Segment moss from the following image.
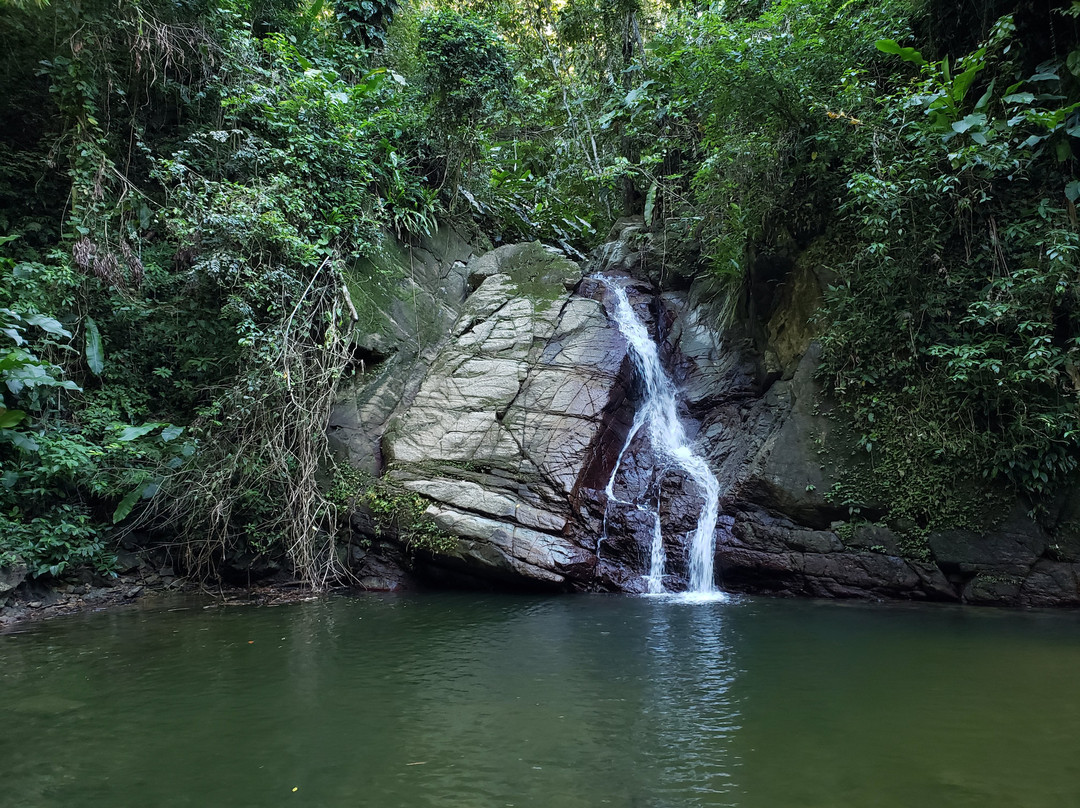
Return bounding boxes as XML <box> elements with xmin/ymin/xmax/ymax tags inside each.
<box><xmin>361</xmin><ymin>478</ymin><xmax>457</xmax><ymax>555</ymax></box>
<box><xmin>501</xmin><ymin>242</ymin><xmax>578</xmax><ymax>312</ymax></box>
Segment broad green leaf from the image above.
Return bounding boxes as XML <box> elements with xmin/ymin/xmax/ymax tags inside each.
<box><xmin>0</xmin><ymin>408</ymin><xmax>25</xmax><ymax>428</ymax></box>
<box><xmin>1002</xmin><ymin>92</ymin><xmax>1035</xmax><ymax>104</ymax></box>
<box><xmin>160</xmin><ymin>424</ymin><xmax>184</xmax><ymax>442</ymax></box>
<box><xmin>952</xmin><ymin>113</ymin><xmax>987</xmax><ymax>133</ymax></box>
<box><xmin>117</xmin><ymin>422</ymin><xmax>164</xmax><ymax>441</ymax></box>
<box><xmin>951</xmin><ymin>65</ymin><xmax>981</xmax><ymax>105</ymax></box>
<box><xmin>0</xmin><ymin>428</ymin><xmax>39</xmax><ymax>452</ymax></box>
<box><xmin>1066</xmin><ymin>181</ymin><xmax>1080</xmax><ymax>203</ymax></box>
<box><xmin>1069</xmin><ymin>49</ymin><xmax>1080</xmax><ymax>78</ymax></box>
<box><xmin>875</xmin><ymin>39</ymin><xmax>926</xmax><ymax>66</ymax></box>
<box><xmin>24</xmin><ymin>313</ymin><xmax>70</xmax><ymax>338</ymax></box>
<box><xmin>84</xmin><ymin>316</ymin><xmax>104</xmax><ymax>375</ymax></box>
<box><xmin>597</xmin><ymin>109</ymin><xmax>620</xmax><ymax>129</ymax></box>
<box><xmin>973</xmin><ymin>78</ymin><xmax>996</xmax><ymax>111</ymax></box>
<box><xmin>624</xmin><ymin>80</ymin><xmax>655</xmax><ymax>106</ymax></box>
<box><xmin>112</xmin><ymin>486</ymin><xmax>143</xmax><ymax>523</ymax></box>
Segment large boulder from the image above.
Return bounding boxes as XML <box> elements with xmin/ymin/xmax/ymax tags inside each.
<box><xmin>335</xmin><ymin>241</ymin><xmax>639</xmax><ymax>588</ymax></box>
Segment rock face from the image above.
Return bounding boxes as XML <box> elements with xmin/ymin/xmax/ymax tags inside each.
<box><xmin>655</xmin><ymin>232</ymin><xmax>1080</xmax><ymax>608</ymax></box>
<box><xmin>333</xmin><ymin>223</ymin><xmax>1080</xmax><ymax>606</ymax></box>
<box><xmin>333</xmin><ymin>238</ymin><xmax>651</xmax><ymax>588</ymax></box>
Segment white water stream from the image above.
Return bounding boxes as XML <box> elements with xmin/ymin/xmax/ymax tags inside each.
<box><xmin>600</xmin><ymin>279</ymin><xmax>721</xmax><ymax>595</ymax></box>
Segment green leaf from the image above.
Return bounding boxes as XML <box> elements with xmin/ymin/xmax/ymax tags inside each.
<box><xmin>112</xmin><ymin>486</ymin><xmax>143</xmax><ymax>524</ymax></box>
<box><xmin>973</xmin><ymin>79</ymin><xmax>996</xmax><ymax>111</ymax></box>
<box><xmin>24</xmin><ymin>313</ymin><xmax>70</xmax><ymax>338</ymax></box>
<box><xmin>952</xmin><ymin>113</ymin><xmax>987</xmax><ymax>133</ymax></box>
<box><xmin>1068</xmin><ymin>49</ymin><xmax>1080</xmax><ymax>78</ymax></box>
<box><xmin>117</xmin><ymin>423</ymin><xmax>164</xmax><ymax>441</ymax></box>
<box><xmin>597</xmin><ymin>109</ymin><xmax>620</xmax><ymax>129</ymax></box>
<box><xmin>0</xmin><ymin>428</ymin><xmax>39</xmax><ymax>452</ymax></box>
<box><xmin>160</xmin><ymin>424</ymin><xmax>184</xmax><ymax>442</ymax></box>
<box><xmin>1066</xmin><ymin>181</ymin><xmax>1080</xmax><ymax>203</ymax></box>
<box><xmin>84</xmin><ymin>316</ymin><xmax>104</xmax><ymax>375</ymax></box>
<box><xmin>1002</xmin><ymin>92</ymin><xmax>1035</xmax><ymax>105</ymax></box>
<box><xmin>624</xmin><ymin>80</ymin><xmax>655</xmax><ymax>107</ymax></box>
<box><xmin>951</xmin><ymin>65</ymin><xmax>981</xmax><ymax>105</ymax></box>
<box><xmin>0</xmin><ymin>408</ymin><xmax>25</xmax><ymax>428</ymax></box>
<box><xmin>875</xmin><ymin>39</ymin><xmax>926</xmax><ymax>66</ymax></box>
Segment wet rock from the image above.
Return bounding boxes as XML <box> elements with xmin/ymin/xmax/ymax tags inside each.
<box><xmin>346</xmin><ymin>542</ymin><xmax>414</xmax><ymax>591</ymax></box>
<box><xmin>963</xmin><ymin>574</ymin><xmax>1023</xmax><ymax>605</ymax></box>
<box><xmin>425</xmin><ymin>505</ymin><xmax>590</xmax><ymax>585</ymax></box>
<box><xmin>0</xmin><ymin>564</ymin><xmax>27</xmax><ymax>600</ymax></box>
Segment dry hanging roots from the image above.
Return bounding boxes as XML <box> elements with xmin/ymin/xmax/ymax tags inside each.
<box><xmin>72</xmin><ymin>237</ymin><xmax>144</xmax><ymax>289</ymax></box>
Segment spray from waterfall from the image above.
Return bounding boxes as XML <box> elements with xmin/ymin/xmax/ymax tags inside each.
<box><xmin>599</xmin><ymin>278</ymin><xmax>721</xmax><ymax>595</ymax></box>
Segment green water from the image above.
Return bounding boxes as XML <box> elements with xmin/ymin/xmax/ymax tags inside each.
<box><xmin>2</xmin><ymin>593</ymin><xmax>1078</xmax><ymax>807</ymax></box>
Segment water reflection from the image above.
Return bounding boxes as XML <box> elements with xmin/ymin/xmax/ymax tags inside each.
<box><xmin>2</xmin><ymin>594</ymin><xmax>1079</xmax><ymax>808</ymax></box>
<box><xmin>641</xmin><ymin>596</ymin><xmax>741</xmax><ymax>807</ymax></box>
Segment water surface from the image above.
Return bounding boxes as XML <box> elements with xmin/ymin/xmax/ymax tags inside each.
<box><xmin>2</xmin><ymin>593</ymin><xmax>1078</xmax><ymax>807</ymax></box>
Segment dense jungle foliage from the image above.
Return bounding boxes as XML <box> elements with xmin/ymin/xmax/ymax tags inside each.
<box><xmin>1</xmin><ymin>0</ymin><xmax>1078</xmax><ymax>585</ymax></box>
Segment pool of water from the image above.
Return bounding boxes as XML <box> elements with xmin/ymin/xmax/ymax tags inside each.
<box><xmin>2</xmin><ymin>592</ymin><xmax>1078</xmax><ymax>807</ymax></box>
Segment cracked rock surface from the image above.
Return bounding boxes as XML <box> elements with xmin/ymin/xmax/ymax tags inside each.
<box><xmin>334</xmin><ymin>240</ymin><xmax>635</xmax><ymax>588</ymax></box>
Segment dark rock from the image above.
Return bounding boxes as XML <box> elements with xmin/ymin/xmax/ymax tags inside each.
<box><xmin>963</xmin><ymin>574</ymin><xmax>1023</xmax><ymax>605</ymax></box>
<box><xmin>1018</xmin><ymin>561</ymin><xmax>1080</xmax><ymax>607</ymax></box>
<box><xmin>842</xmin><ymin>523</ymin><xmax>901</xmax><ymax>555</ymax></box>
<box><xmin>114</xmin><ymin>552</ymin><xmax>141</xmax><ymax>573</ymax></box>
<box><xmin>0</xmin><ymin>564</ymin><xmax>27</xmax><ymax>600</ymax></box>
<box><xmin>928</xmin><ymin>520</ymin><xmax>1046</xmax><ymax>569</ymax></box>
<box><xmin>347</xmin><ymin>542</ymin><xmax>415</xmax><ymax>591</ymax></box>
<box><xmin>786</xmin><ymin>529</ymin><xmax>843</xmax><ymax>554</ymax></box>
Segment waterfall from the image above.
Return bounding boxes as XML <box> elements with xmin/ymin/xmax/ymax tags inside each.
<box><xmin>600</xmin><ymin>278</ymin><xmax>721</xmax><ymax>595</ymax></box>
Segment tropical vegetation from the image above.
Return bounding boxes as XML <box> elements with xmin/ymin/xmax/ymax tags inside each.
<box><xmin>1</xmin><ymin>0</ymin><xmax>1077</xmax><ymax>585</ymax></box>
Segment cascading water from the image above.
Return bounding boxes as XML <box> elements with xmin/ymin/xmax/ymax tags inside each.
<box><xmin>600</xmin><ymin>278</ymin><xmax>721</xmax><ymax>595</ymax></box>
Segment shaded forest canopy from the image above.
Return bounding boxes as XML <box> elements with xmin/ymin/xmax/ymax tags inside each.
<box><xmin>1</xmin><ymin>0</ymin><xmax>1078</xmax><ymax>585</ymax></box>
